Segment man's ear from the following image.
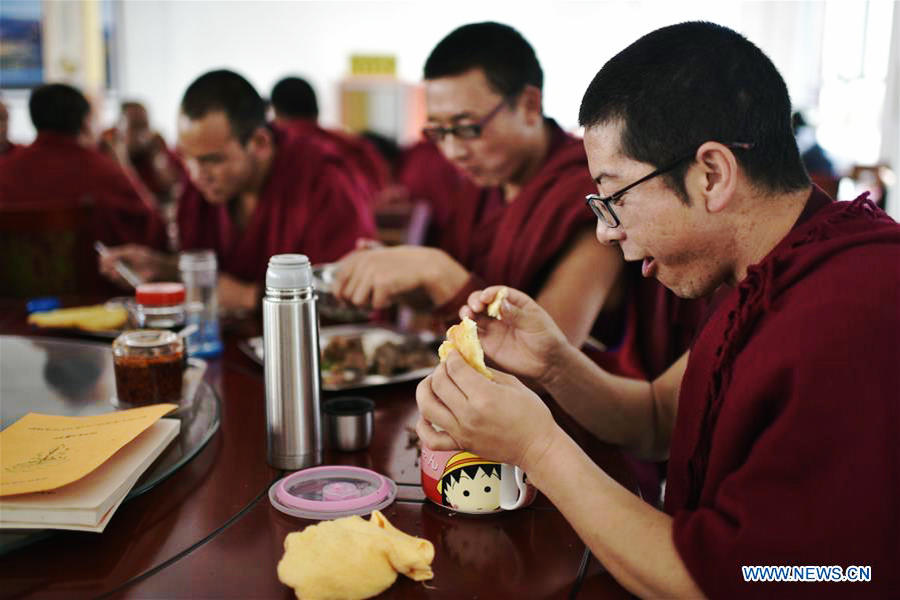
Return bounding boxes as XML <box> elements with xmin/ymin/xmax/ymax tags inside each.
<box><xmin>688</xmin><ymin>141</ymin><xmax>738</xmax><ymax>213</ymax></box>
<box><xmin>518</xmin><ymin>85</ymin><xmax>543</xmax><ymax>126</ymax></box>
<box><xmin>247</xmin><ymin>125</ymin><xmax>273</xmax><ymax>154</ymax></box>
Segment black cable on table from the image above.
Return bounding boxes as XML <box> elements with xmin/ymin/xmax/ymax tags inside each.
<box><xmin>94</xmin><ymin>472</ymin><xmax>284</xmax><ymax>600</ymax></box>
<box><xmin>569</xmin><ymin>545</ymin><xmax>593</xmax><ymax>600</ymax></box>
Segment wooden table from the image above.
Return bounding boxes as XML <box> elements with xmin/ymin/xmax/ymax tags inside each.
<box><xmin>0</xmin><ymin>299</ymin><xmax>636</xmax><ymax>599</ymax></box>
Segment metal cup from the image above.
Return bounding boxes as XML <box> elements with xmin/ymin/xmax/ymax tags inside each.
<box><xmin>323</xmin><ymin>397</ymin><xmax>374</xmax><ymax>452</ymax></box>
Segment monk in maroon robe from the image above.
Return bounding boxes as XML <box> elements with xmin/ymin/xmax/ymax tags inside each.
<box><xmin>0</xmin><ymin>84</ymin><xmax>165</xmax><ymax>249</ymax></box>
<box><xmin>334</xmin><ymin>23</ymin><xmax>624</xmax><ymax>349</ymax></box>
<box><xmin>270</xmin><ymin>76</ymin><xmax>390</xmax><ymax>201</ymax></box>
<box><xmin>118</xmin><ymin>101</ymin><xmax>187</xmax><ymax>205</ymax></box>
<box><xmin>416</xmin><ymin>22</ymin><xmax>899</xmax><ymax>599</ymax></box>
<box><xmin>177</xmin><ymin>126</ymin><xmax>374</xmax><ymax>283</ymax></box>
<box><xmin>100</xmin><ymin>70</ymin><xmax>374</xmax><ymax>311</ymax></box>
<box><xmin>667</xmin><ymin>189</ymin><xmax>899</xmax><ymax>598</ymax></box>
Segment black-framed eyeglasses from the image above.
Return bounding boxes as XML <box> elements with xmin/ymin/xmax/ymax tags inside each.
<box><xmin>585</xmin><ymin>141</ymin><xmax>755</xmax><ymax>228</ymax></box>
<box><xmin>421</xmin><ymin>98</ymin><xmax>508</xmax><ymax>143</ymax></box>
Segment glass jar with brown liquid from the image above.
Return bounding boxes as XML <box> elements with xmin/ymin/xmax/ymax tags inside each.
<box><xmin>112</xmin><ymin>330</ymin><xmax>184</xmax><ymax>406</ymax></box>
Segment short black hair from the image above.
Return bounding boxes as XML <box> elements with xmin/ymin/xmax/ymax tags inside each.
<box><xmin>579</xmin><ymin>21</ymin><xmax>809</xmax><ymax>198</ymax></box>
<box><xmin>424</xmin><ymin>22</ymin><xmax>543</xmax><ymax>99</ymax></box>
<box><xmin>180</xmin><ymin>69</ymin><xmax>266</xmax><ymax>144</ymax></box>
<box><xmin>29</xmin><ymin>83</ymin><xmax>90</xmax><ymax>135</ymax></box>
<box><xmin>270</xmin><ymin>76</ymin><xmax>318</xmax><ymax>120</ymax></box>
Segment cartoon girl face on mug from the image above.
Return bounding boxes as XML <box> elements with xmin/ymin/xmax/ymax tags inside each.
<box><xmin>421</xmin><ymin>448</ymin><xmax>535</xmax><ymax>514</ymax></box>
<box><xmin>439</xmin><ymin>454</ymin><xmax>502</xmax><ymax>513</ymax></box>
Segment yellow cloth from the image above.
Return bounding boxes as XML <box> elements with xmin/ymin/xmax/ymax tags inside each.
<box><xmin>437</xmin><ymin>316</ymin><xmax>492</xmax><ymax>379</ymax></box>
<box><xmin>277</xmin><ymin>510</ymin><xmax>434</xmax><ymax>600</ymax></box>
<box><xmin>27</xmin><ymin>304</ymin><xmax>128</xmax><ymax>331</ymax></box>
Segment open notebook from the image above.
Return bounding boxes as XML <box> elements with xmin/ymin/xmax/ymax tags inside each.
<box><xmin>0</xmin><ymin>418</ymin><xmax>180</xmax><ymax>532</ymax></box>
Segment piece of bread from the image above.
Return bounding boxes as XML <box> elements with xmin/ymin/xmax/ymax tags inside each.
<box><xmin>277</xmin><ymin>509</ymin><xmax>433</xmax><ymax>600</ymax></box>
<box><xmin>486</xmin><ymin>286</ymin><xmax>508</xmax><ymax>320</ymax></box>
<box><xmin>438</xmin><ymin>316</ymin><xmax>493</xmax><ymax>379</ymax></box>
<box><xmin>27</xmin><ymin>305</ymin><xmax>128</xmax><ymax>331</ymax></box>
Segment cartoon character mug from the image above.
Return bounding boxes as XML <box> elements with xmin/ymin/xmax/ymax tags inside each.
<box><xmin>420</xmin><ymin>448</ymin><xmax>537</xmax><ymax>514</ymax></box>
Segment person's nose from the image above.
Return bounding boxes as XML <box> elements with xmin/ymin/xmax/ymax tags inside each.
<box><xmin>439</xmin><ymin>135</ymin><xmax>470</xmax><ymax>163</ymax></box>
<box><xmin>595</xmin><ymin>219</ymin><xmax>626</xmax><ymax>245</ymax></box>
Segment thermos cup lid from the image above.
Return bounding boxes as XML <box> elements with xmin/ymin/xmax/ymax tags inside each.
<box><xmin>266</xmin><ymin>254</ymin><xmax>312</xmax><ymax>289</ymax></box>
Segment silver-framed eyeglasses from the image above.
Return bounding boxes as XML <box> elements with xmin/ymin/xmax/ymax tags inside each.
<box><xmin>421</xmin><ymin>98</ymin><xmax>508</xmax><ymax>143</ymax></box>
<box><xmin>585</xmin><ymin>141</ymin><xmax>754</xmax><ymax>228</ymax></box>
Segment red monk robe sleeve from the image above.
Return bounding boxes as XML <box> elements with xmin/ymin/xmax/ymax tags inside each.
<box><xmin>293</xmin><ymin>162</ymin><xmax>376</xmax><ymax>265</ymax></box>
<box><xmin>671</xmin><ymin>283</ymin><xmax>900</xmax><ymax>598</ymax></box>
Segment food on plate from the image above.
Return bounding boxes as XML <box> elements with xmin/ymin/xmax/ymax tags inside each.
<box><xmin>486</xmin><ymin>286</ymin><xmax>508</xmax><ymax>320</ymax></box>
<box><xmin>277</xmin><ymin>509</ymin><xmax>434</xmax><ymax>600</ymax></box>
<box><xmin>371</xmin><ymin>339</ymin><xmax>438</xmax><ymax>376</ymax></box>
<box><xmin>27</xmin><ymin>304</ymin><xmax>128</xmax><ymax>331</ymax></box>
<box><xmin>322</xmin><ymin>336</ymin><xmax>368</xmax><ymax>385</ymax></box>
<box><xmin>320</xmin><ymin>332</ymin><xmax>438</xmax><ymax>387</ymax></box>
<box><xmin>438</xmin><ymin>316</ymin><xmax>492</xmax><ymax>379</ymax></box>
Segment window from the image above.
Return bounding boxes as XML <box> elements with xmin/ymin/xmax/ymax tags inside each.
<box><xmin>817</xmin><ymin>0</ymin><xmax>895</xmax><ymax>167</ymax></box>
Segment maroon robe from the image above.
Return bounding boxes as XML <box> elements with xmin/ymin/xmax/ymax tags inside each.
<box><xmin>667</xmin><ymin>187</ymin><xmax>900</xmax><ymax>598</ymax></box>
<box><xmin>0</xmin><ymin>132</ymin><xmax>165</xmax><ymax>248</ymax></box>
<box><xmin>395</xmin><ymin>140</ymin><xmax>467</xmax><ymax>239</ymax></box>
<box><xmin>0</xmin><ymin>142</ymin><xmax>21</xmax><ymax>163</ymax></box>
<box><xmin>278</xmin><ymin>120</ymin><xmax>390</xmax><ymax>201</ymax></box>
<box><xmin>177</xmin><ymin>129</ymin><xmax>376</xmax><ymax>284</ymax></box>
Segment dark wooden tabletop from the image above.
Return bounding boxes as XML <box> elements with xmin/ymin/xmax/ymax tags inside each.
<box><xmin>0</xmin><ymin>299</ymin><xmax>636</xmax><ymax>599</ymax></box>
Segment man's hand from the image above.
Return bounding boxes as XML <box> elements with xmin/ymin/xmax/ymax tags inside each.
<box><xmin>415</xmin><ymin>349</ymin><xmax>560</xmax><ymax>471</ymax></box>
<box><xmin>333</xmin><ymin>245</ymin><xmax>469</xmax><ymax>309</ymax></box>
<box><xmin>218</xmin><ymin>273</ymin><xmax>259</xmax><ymax>312</ymax></box>
<box><xmin>98</xmin><ymin>244</ymin><xmax>176</xmax><ymax>286</ymax></box>
<box><xmin>460</xmin><ymin>286</ymin><xmax>570</xmax><ymax>386</ymax></box>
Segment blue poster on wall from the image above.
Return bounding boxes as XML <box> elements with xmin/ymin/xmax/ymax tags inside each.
<box><xmin>0</xmin><ymin>0</ymin><xmax>43</xmax><ymax>88</ymax></box>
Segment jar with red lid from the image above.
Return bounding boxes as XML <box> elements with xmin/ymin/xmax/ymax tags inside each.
<box><xmin>135</xmin><ymin>282</ymin><xmax>187</xmax><ymax>332</ymax></box>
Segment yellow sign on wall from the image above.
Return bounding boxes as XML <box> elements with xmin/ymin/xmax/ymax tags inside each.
<box><xmin>350</xmin><ymin>54</ymin><xmax>396</xmax><ymax>76</ymax></box>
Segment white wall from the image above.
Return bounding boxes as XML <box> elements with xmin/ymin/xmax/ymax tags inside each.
<box><xmin>105</xmin><ymin>0</ymin><xmax>828</xmax><ymax>144</ymax></box>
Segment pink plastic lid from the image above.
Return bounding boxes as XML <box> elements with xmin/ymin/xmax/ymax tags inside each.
<box><xmin>269</xmin><ymin>465</ymin><xmax>397</xmax><ymax>520</ymax></box>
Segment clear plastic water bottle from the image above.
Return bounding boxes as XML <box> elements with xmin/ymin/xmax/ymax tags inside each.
<box><xmin>178</xmin><ymin>250</ymin><xmax>223</xmax><ymax>358</ymax></box>
<box><xmin>263</xmin><ymin>254</ymin><xmax>323</xmax><ymax>470</ymax></box>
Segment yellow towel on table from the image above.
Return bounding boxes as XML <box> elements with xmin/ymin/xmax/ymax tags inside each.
<box><xmin>277</xmin><ymin>510</ymin><xmax>434</xmax><ymax>600</ymax></box>
<box><xmin>27</xmin><ymin>304</ymin><xmax>128</xmax><ymax>331</ymax></box>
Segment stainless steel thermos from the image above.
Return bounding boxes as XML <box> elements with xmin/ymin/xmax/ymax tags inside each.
<box><xmin>263</xmin><ymin>254</ymin><xmax>323</xmax><ymax>470</ymax></box>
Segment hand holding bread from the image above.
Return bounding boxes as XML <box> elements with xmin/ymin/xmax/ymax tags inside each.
<box><xmin>456</xmin><ymin>286</ymin><xmax>570</xmax><ymax>386</ymax></box>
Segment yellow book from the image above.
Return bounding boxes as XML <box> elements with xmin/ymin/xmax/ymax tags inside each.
<box><xmin>0</xmin><ymin>404</ymin><xmax>176</xmax><ymax>496</ymax></box>
<box><xmin>0</xmin><ymin>418</ymin><xmax>180</xmax><ymax>531</ymax></box>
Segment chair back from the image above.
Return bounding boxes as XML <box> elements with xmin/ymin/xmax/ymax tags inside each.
<box><xmin>0</xmin><ymin>199</ymin><xmax>103</xmax><ymax>298</ymax></box>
